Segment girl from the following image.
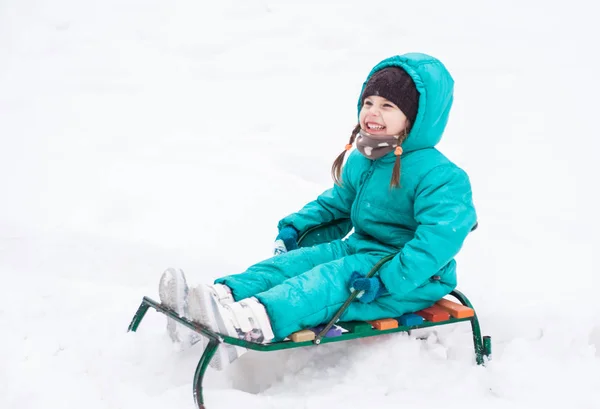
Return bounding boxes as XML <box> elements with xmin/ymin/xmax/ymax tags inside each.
<box><xmin>159</xmin><ymin>52</ymin><xmax>477</xmax><ymax>370</ymax></box>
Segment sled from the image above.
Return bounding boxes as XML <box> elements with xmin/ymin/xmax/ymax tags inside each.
<box><xmin>128</xmin><ymin>220</ymin><xmax>490</xmax><ymax>409</ymax></box>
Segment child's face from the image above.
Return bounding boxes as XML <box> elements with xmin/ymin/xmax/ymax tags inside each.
<box><xmin>359</xmin><ymin>95</ymin><xmax>408</xmax><ymax>136</ymax></box>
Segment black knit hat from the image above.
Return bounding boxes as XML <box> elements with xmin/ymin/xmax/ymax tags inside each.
<box><xmin>361</xmin><ymin>67</ymin><xmax>420</xmax><ymax>125</ymax></box>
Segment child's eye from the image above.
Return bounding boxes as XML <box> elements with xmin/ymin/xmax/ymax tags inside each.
<box><xmin>383</xmin><ymin>103</ymin><xmax>393</xmax><ymax>108</ymax></box>
<box><xmin>364</xmin><ymin>100</ymin><xmax>373</xmax><ymax>106</ymax></box>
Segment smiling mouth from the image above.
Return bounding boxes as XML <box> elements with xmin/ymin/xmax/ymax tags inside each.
<box><xmin>366</xmin><ymin>122</ymin><xmax>385</xmax><ymax>131</ymax></box>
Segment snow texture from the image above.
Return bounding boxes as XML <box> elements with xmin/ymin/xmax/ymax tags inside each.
<box><xmin>1</xmin><ymin>0</ymin><xmax>599</xmax><ymax>408</ymax></box>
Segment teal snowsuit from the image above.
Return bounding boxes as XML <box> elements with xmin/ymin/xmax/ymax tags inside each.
<box><xmin>215</xmin><ymin>53</ymin><xmax>477</xmax><ymax>340</ymax></box>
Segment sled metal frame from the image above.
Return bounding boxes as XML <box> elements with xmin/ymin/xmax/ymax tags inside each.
<box><xmin>128</xmin><ymin>291</ymin><xmax>490</xmax><ymax>408</ymax></box>
<box><xmin>128</xmin><ymin>221</ymin><xmax>490</xmax><ymax>408</ymax></box>
<box><xmin>128</xmin><ymin>286</ymin><xmax>490</xmax><ymax>409</ymax></box>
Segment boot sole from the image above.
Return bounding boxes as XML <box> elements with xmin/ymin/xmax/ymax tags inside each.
<box><xmin>158</xmin><ymin>268</ymin><xmax>200</xmax><ymax>348</ymax></box>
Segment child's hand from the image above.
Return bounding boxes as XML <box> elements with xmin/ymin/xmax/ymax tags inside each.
<box><xmin>273</xmin><ymin>226</ymin><xmax>299</xmax><ymax>255</ymax></box>
<box><xmin>349</xmin><ymin>272</ymin><xmax>387</xmax><ymax>303</ymax></box>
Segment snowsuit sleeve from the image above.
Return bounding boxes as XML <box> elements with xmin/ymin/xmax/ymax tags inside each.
<box><xmin>377</xmin><ymin>165</ymin><xmax>477</xmax><ymax>297</ymax></box>
<box><xmin>277</xmin><ymin>154</ymin><xmax>357</xmax><ymax>236</ymax></box>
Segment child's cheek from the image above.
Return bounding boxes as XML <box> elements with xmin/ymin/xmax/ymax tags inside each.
<box><xmin>358</xmin><ymin>109</ymin><xmax>367</xmax><ymax>128</ymax></box>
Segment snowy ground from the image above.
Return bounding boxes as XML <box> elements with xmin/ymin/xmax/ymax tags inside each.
<box><xmin>2</xmin><ymin>0</ymin><xmax>600</xmax><ymax>408</ymax></box>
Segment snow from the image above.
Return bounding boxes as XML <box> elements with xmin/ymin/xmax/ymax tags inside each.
<box><xmin>1</xmin><ymin>0</ymin><xmax>600</xmax><ymax>408</ymax></box>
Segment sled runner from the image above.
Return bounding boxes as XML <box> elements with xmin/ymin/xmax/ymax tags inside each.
<box><xmin>128</xmin><ymin>221</ymin><xmax>490</xmax><ymax>409</ymax></box>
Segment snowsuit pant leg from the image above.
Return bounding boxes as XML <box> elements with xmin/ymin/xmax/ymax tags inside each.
<box><xmin>254</xmin><ymin>253</ymin><xmax>458</xmax><ymax>340</ymax></box>
<box><xmin>254</xmin><ymin>252</ymin><xmax>385</xmax><ymax>339</ymax></box>
<box><xmin>214</xmin><ymin>240</ymin><xmax>351</xmax><ymax>301</ymax></box>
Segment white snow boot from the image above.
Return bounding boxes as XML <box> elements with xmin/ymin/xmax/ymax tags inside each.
<box><xmin>188</xmin><ymin>285</ymin><xmax>274</xmax><ymax>370</ymax></box>
<box><xmin>158</xmin><ymin>268</ymin><xmax>201</xmax><ymax>349</ymax></box>
<box><xmin>210</xmin><ymin>283</ymin><xmax>235</xmax><ymax>306</ymax></box>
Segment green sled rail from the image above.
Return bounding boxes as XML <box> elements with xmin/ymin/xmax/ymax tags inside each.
<box><xmin>128</xmin><ymin>221</ymin><xmax>490</xmax><ymax>408</ymax></box>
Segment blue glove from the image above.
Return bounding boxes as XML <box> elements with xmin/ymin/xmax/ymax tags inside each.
<box><xmin>274</xmin><ymin>226</ymin><xmax>299</xmax><ymax>255</ymax></box>
<box><xmin>349</xmin><ymin>271</ymin><xmax>387</xmax><ymax>303</ymax></box>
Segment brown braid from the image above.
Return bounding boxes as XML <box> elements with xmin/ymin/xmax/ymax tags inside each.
<box><xmin>331</xmin><ymin>124</ymin><xmax>361</xmax><ymax>185</ymax></box>
<box><xmin>390</xmin><ymin>125</ymin><xmax>410</xmax><ymax>188</ymax></box>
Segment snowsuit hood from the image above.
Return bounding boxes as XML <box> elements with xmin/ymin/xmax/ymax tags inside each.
<box><xmin>358</xmin><ymin>53</ymin><xmax>454</xmax><ymax>153</ymax></box>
